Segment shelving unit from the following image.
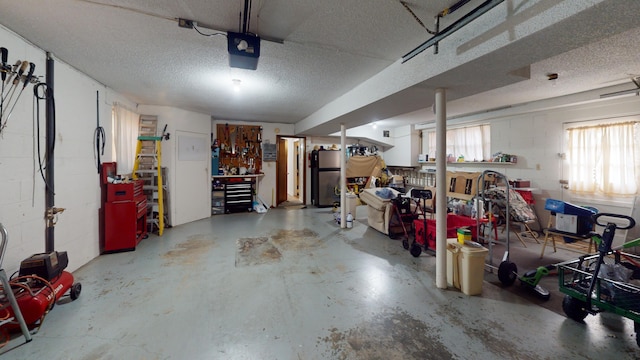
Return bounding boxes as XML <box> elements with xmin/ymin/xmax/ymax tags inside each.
<box><xmin>211</xmin><ymin>181</ymin><xmax>225</xmax><ymax>215</ymax></box>
<box><xmin>346</xmin><ymin>176</ymin><xmax>369</xmax><ymax>194</ymax></box>
<box><xmin>420</xmin><ymin>161</ymin><xmax>515</xmax><ymax>166</ymax></box>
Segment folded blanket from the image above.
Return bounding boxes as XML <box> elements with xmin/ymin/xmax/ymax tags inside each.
<box><xmin>375</xmin><ymin>188</ymin><xmax>396</xmax><ymax>199</ymax></box>
<box><xmin>484</xmin><ymin>187</ymin><xmax>536</xmax><ymax>222</ymax></box>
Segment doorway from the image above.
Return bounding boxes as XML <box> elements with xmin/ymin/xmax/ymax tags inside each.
<box><xmin>276</xmin><ymin>135</ymin><xmax>306</xmax><ymax>207</ymax></box>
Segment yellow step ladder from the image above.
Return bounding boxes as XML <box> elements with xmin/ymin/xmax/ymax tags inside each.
<box><xmin>132</xmin><ymin>115</ymin><xmax>169</xmax><ymax>236</ymax></box>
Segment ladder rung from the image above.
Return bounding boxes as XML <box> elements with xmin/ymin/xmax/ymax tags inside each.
<box><xmin>138</xmin><ymin>136</ymin><xmax>162</xmax><ymax>141</ymax></box>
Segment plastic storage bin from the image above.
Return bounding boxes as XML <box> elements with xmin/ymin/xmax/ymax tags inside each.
<box><xmin>446</xmin><ymin>239</ymin><xmax>462</xmax><ymax>288</ymax></box>
<box><xmin>544</xmin><ymin>198</ymin><xmax>597</xmax><ymax>236</ymax></box>
<box><xmin>446</xmin><ymin>239</ymin><xmax>488</xmax><ymax>295</ymax></box>
<box><xmin>460</xmin><ymin>243</ymin><xmax>488</xmax><ymax>295</ymax></box>
<box><xmin>417</xmin><ymin>214</ymin><xmax>478</xmax><ymax>249</ymax></box>
<box><xmin>544</xmin><ymin>198</ymin><xmax>596</xmax><ymax>216</ymax></box>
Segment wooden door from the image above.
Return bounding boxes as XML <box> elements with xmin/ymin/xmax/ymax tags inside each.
<box><xmin>276</xmin><ymin>137</ymin><xmax>288</xmax><ymax>205</ymax></box>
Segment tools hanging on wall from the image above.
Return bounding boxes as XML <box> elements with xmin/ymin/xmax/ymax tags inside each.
<box><xmin>215</xmin><ymin>123</ymin><xmax>262</xmax><ymax>175</ymax></box>
<box><xmin>0</xmin><ymin>46</ymin><xmax>39</xmax><ymax>136</ymax></box>
<box><xmin>94</xmin><ymin>91</ymin><xmax>105</xmax><ymax>174</ymax></box>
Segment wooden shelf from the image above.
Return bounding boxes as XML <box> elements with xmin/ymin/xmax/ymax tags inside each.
<box><xmin>420</xmin><ymin>161</ymin><xmax>515</xmax><ymax>165</ymax></box>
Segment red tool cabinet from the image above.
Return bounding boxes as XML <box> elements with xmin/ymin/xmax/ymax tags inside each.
<box><xmin>100</xmin><ymin>163</ymin><xmax>147</xmax><ymax>253</ymax></box>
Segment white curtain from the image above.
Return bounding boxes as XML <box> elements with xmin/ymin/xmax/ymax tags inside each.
<box><xmin>427</xmin><ymin>124</ymin><xmax>490</xmax><ymax>161</ymax></box>
<box><xmin>111</xmin><ymin>104</ymin><xmax>139</xmax><ymax>175</ymax></box>
<box><xmin>567</xmin><ymin>122</ymin><xmax>639</xmax><ymax>195</ymax></box>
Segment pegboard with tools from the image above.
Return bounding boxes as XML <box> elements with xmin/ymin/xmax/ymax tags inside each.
<box><xmin>215</xmin><ymin>123</ymin><xmax>262</xmax><ymax>175</ymax></box>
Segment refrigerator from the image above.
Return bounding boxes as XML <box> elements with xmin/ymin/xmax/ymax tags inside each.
<box><xmin>311</xmin><ymin>149</ymin><xmax>342</xmax><ymax>207</ymax></box>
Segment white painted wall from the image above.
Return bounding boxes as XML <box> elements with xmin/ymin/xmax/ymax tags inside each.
<box><xmin>0</xmin><ymin>25</ymin><xmax>215</xmax><ymax>275</ymax></box>
<box><xmin>137</xmin><ymin>105</ymin><xmax>211</xmax><ymax>226</ymax></box>
<box><xmin>0</xmin><ymin>26</ymin><xmax>117</xmax><ymax>274</ymax></box>
<box><xmin>381</xmin><ymin>124</ymin><xmax>419</xmax><ymax>167</ymax></box>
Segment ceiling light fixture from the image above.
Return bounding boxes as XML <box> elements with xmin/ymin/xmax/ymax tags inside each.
<box><xmin>232</xmin><ymin>78</ymin><xmax>241</xmax><ymax>92</ymax></box>
<box><xmin>237</xmin><ymin>40</ymin><xmax>249</xmax><ymax>51</ymax></box>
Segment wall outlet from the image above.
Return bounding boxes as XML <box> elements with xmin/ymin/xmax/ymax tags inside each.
<box><xmin>178</xmin><ymin>18</ymin><xmax>194</xmax><ymax>29</ymax></box>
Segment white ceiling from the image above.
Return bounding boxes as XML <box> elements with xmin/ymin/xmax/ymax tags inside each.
<box><xmin>1</xmin><ymin>0</ymin><xmax>639</xmax><ymax>136</ymax></box>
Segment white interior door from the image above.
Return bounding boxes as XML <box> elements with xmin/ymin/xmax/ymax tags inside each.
<box><xmin>174</xmin><ymin>130</ymin><xmax>210</xmax><ymax>225</ymax></box>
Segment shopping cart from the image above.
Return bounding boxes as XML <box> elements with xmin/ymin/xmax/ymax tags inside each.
<box><xmin>558</xmin><ymin>213</ymin><xmax>640</xmax><ymax>347</ymax></box>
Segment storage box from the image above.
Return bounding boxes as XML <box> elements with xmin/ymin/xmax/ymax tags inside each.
<box><xmin>545</xmin><ymin>198</ymin><xmax>597</xmax><ymax>236</ymax></box>
<box><xmin>544</xmin><ymin>198</ymin><xmax>596</xmax><ymax>216</ymax></box>
<box><xmin>556</xmin><ymin>213</ymin><xmax>578</xmax><ymax>233</ymax></box>
<box><xmin>509</xmin><ymin>180</ymin><xmax>530</xmax><ymax>188</ymax></box>
<box><xmin>415</xmin><ymin>214</ymin><xmax>478</xmax><ymax>249</ymax></box>
<box><xmin>514</xmin><ymin>189</ymin><xmax>534</xmax><ymax>205</ymax></box>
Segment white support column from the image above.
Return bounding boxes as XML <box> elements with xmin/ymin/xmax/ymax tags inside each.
<box><xmin>340</xmin><ymin>124</ymin><xmax>346</xmax><ymax>228</ymax></box>
<box><xmin>435</xmin><ymin>88</ymin><xmax>447</xmax><ymax>289</ymax></box>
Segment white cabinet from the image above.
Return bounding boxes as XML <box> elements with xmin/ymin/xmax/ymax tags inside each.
<box><xmin>382</xmin><ymin>125</ymin><xmax>419</xmax><ymax>167</ymax></box>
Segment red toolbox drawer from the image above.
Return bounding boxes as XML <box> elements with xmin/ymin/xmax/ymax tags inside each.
<box><xmin>136</xmin><ymin>196</ymin><xmax>147</xmax><ymax>217</ymax></box>
<box><xmin>107</xmin><ymin>180</ymin><xmax>144</xmax><ymax>202</ymax></box>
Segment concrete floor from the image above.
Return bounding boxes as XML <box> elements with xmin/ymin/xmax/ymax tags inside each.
<box><xmin>2</xmin><ymin>206</ymin><xmax>640</xmax><ymax>359</ymax></box>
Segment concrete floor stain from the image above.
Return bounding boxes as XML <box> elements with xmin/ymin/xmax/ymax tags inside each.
<box><xmin>319</xmin><ymin>308</ymin><xmax>453</xmax><ymax>360</ymax></box>
<box><xmin>235</xmin><ymin>237</ymin><xmax>282</xmax><ymax>267</ymax></box>
<box><xmin>270</xmin><ymin>228</ymin><xmax>320</xmax><ymax>251</ymax></box>
<box><xmin>162</xmin><ymin>234</ymin><xmax>215</xmax><ymax>266</ymax></box>
<box><xmin>436</xmin><ymin>303</ymin><xmax>540</xmax><ymax>360</ymax></box>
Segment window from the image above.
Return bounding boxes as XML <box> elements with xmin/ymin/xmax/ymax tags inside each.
<box><xmin>427</xmin><ymin>124</ymin><xmax>490</xmax><ymax>162</ymax></box>
<box><xmin>566</xmin><ymin>121</ymin><xmax>640</xmax><ymax>195</ymax></box>
<box><xmin>111</xmin><ymin>104</ymin><xmax>139</xmax><ymax>175</ymax></box>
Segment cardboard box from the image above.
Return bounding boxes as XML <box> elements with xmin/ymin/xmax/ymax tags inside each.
<box><xmin>556</xmin><ymin>213</ymin><xmax>578</xmax><ymax>233</ymax></box>
<box><xmin>509</xmin><ymin>180</ymin><xmax>530</xmax><ymax>188</ymax></box>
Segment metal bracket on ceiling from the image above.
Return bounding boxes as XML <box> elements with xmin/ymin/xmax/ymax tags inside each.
<box><xmin>600</xmin><ymin>75</ymin><xmax>640</xmax><ymax>99</ymax></box>
<box><xmin>402</xmin><ymin>0</ymin><xmax>505</xmax><ymax>62</ymax></box>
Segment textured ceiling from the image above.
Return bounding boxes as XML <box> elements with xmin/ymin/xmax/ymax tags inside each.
<box><xmin>0</xmin><ymin>0</ymin><xmax>639</xmax><ymax>135</ymax></box>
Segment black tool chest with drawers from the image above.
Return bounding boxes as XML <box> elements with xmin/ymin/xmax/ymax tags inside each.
<box><xmin>211</xmin><ymin>176</ymin><xmax>256</xmax><ymax>214</ymax></box>
<box><xmin>224</xmin><ymin>180</ymin><xmax>254</xmax><ymax>213</ymax></box>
